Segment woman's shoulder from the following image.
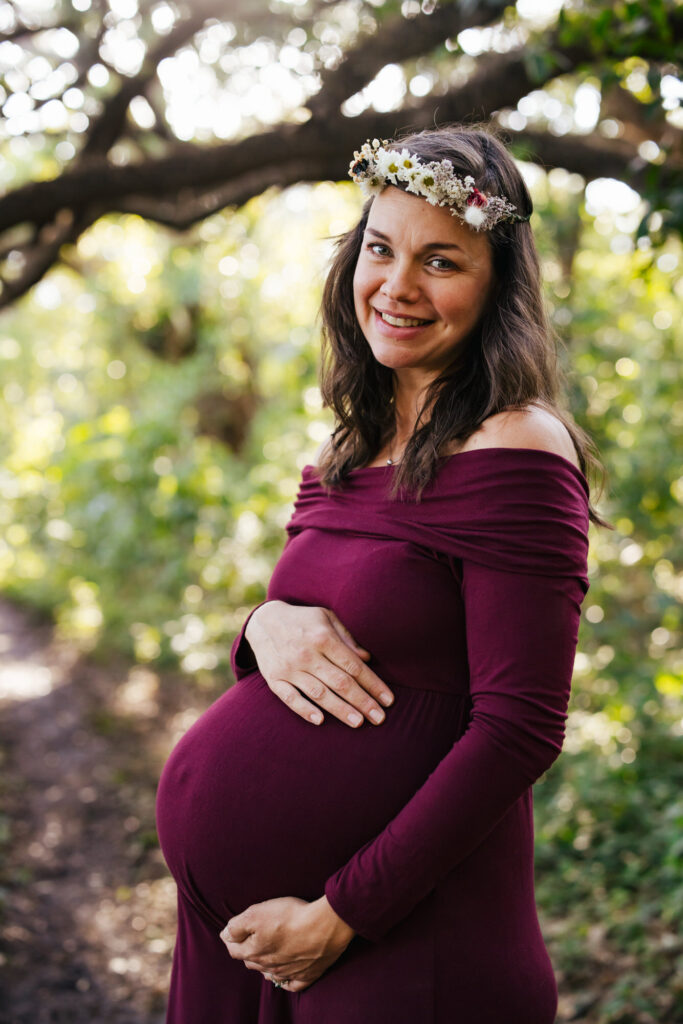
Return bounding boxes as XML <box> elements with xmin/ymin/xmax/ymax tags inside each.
<box><xmin>446</xmin><ymin>403</ymin><xmax>581</xmax><ymax>471</ymax></box>
<box><xmin>309</xmin><ymin>406</ymin><xmax>581</xmax><ymax>472</ymax></box>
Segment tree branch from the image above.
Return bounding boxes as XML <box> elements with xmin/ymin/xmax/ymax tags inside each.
<box><xmin>0</xmin><ymin>26</ymin><xmax>597</xmax><ymax>235</ymax></box>
<box><xmin>79</xmin><ymin>0</ymin><xmax>231</xmax><ymax>159</ymax></box>
<box><xmin>103</xmin><ymin>156</ymin><xmax>346</xmax><ymax>230</ymax></box>
<box><xmin>307</xmin><ymin>0</ymin><xmax>510</xmax><ymax>118</ymax></box>
<box><xmin>108</xmin><ymin>129</ymin><xmax>683</xmax><ymax>232</ymax></box>
<box><xmin>508</xmin><ymin>128</ymin><xmax>649</xmax><ymax>186</ymax></box>
<box><xmin>0</xmin><ymin>206</ymin><xmax>103</xmax><ymax>307</ymax></box>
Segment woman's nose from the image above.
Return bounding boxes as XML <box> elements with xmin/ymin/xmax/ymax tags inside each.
<box><xmin>379</xmin><ymin>260</ymin><xmax>420</xmax><ymax>303</ymax></box>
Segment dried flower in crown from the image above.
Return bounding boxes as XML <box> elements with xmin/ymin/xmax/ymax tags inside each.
<box><xmin>348</xmin><ymin>139</ymin><xmax>530</xmax><ymax>231</ymax></box>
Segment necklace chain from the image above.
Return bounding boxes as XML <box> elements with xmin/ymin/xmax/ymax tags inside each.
<box><xmin>386</xmin><ymin>443</ymin><xmax>405</xmax><ymax>466</ymax></box>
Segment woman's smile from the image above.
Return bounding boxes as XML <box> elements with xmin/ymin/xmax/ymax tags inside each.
<box><xmin>373</xmin><ymin>307</ymin><xmax>435</xmax><ymax>336</ymax></box>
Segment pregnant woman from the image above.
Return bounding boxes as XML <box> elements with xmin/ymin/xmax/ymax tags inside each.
<box><xmin>156</xmin><ymin>124</ymin><xmax>608</xmax><ymax>1023</ymax></box>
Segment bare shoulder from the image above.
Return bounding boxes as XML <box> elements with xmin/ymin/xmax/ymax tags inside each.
<box><xmin>451</xmin><ymin>404</ymin><xmax>581</xmax><ymax>470</ymax></box>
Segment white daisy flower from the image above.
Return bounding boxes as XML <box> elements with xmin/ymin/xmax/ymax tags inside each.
<box><xmin>376</xmin><ymin>148</ymin><xmax>402</xmax><ymax>182</ymax></box>
<box><xmin>360</xmin><ymin>176</ymin><xmax>385</xmax><ymax>198</ymax></box>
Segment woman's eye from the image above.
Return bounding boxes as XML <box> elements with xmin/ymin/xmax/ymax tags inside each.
<box><xmin>367</xmin><ymin>243</ymin><xmax>390</xmax><ymax>257</ymax></box>
<box><xmin>429</xmin><ymin>257</ymin><xmax>456</xmax><ymax>271</ymax></box>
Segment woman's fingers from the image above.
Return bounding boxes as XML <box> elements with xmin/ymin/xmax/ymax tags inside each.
<box><xmin>270</xmin><ymin>660</ymin><xmax>392</xmax><ymax>728</ymax></box>
<box><xmin>268</xmin><ymin>670</ymin><xmax>386</xmax><ymax>728</ymax></box>
<box><xmin>267</xmin><ymin>678</ymin><xmax>326</xmax><ymax>725</ymax></box>
<box><xmin>295</xmin><ymin>669</ymin><xmax>373</xmax><ymax>727</ymax></box>
<box><xmin>314</xmin><ymin>636</ymin><xmax>394</xmax><ymax>715</ymax></box>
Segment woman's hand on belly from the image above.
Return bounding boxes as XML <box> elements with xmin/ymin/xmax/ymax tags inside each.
<box><xmin>245</xmin><ymin>600</ymin><xmax>395</xmax><ymax>728</ymax></box>
<box><xmin>219</xmin><ymin>894</ymin><xmax>355</xmax><ymax>991</ymax></box>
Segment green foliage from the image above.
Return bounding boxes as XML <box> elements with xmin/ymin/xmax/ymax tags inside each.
<box><xmin>552</xmin><ymin>1</ymin><xmax>683</xmax><ymax>241</ymax></box>
<box><xmin>556</xmin><ymin>0</ymin><xmax>680</xmax><ymax>57</ymax></box>
<box><xmin>0</xmin><ymin>183</ymin><xmax>356</xmax><ymax>672</ymax></box>
<box><xmin>527</xmin><ymin>169</ymin><xmax>683</xmax><ymax>1021</ymax></box>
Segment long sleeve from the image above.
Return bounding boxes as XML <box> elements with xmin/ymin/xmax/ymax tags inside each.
<box><xmin>229</xmin><ymin>600</ymin><xmax>269</xmax><ymax>681</ymax></box>
<box><xmin>323</xmin><ymin>556</ymin><xmax>586</xmax><ymax>942</ymax></box>
<box><xmin>229</xmin><ymin>533</ymin><xmax>300</xmax><ymax>682</ymax></box>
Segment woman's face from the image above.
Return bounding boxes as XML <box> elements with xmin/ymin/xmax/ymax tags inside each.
<box><xmin>353</xmin><ymin>185</ymin><xmax>495</xmax><ymax>381</ymax></box>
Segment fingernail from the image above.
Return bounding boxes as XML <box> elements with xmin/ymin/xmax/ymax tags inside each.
<box><xmin>369</xmin><ymin>709</ymin><xmax>384</xmax><ymax>724</ymax></box>
<box><xmin>379</xmin><ymin>692</ymin><xmax>393</xmax><ymax>706</ymax></box>
<box><xmin>310</xmin><ymin>712</ymin><xmax>323</xmax><ymax>725</ymax></box>
<box><xmin>348</xmin><ymin>711</ymin><xmax>363</xmax><ymax>726</ymax></box>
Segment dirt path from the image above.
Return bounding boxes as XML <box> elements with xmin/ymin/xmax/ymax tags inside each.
<box><xmin>0</xmin><ymin>599</ymin><xmax>214</xmax><ymax>1024</ymax></box>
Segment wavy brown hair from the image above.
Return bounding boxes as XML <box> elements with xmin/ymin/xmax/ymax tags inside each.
<box><xmin>316</xmin><ymin>123</ymin><xmax>610</xmax><ymax>528</ymax></box>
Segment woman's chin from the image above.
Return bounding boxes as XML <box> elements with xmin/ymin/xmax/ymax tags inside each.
<box><xmin>368</xmin><ymin>349</ymin><xmax>440</xmax><ymax>375</ymax></box>
<box><xmin>366</xmin><ymin>341</ymin><xmax>424</xmax><ymax>369</ymax></box>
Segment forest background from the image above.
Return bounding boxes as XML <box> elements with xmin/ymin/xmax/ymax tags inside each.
<box><xmin>0</xmin><ymin>0</ymin><xmax>681</xmax><ymax>1021</ymax></box>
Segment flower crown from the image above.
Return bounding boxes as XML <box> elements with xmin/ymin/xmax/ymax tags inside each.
<box><xmin>348</xmin><ymin>138</ymin><xmax>530</xmax><ymax>231</ymax></box>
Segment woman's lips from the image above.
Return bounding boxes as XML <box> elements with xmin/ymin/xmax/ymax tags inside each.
<box><xmin>372</xmin><ymin>308</ymin><xmax>434</xmax><ymax>337</ymax></box>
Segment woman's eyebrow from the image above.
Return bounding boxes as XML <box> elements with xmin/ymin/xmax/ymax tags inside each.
<box><xmin>365</xmin><ymin>227</ymin><xmax>464</xmax><ymax>253</ymax></box>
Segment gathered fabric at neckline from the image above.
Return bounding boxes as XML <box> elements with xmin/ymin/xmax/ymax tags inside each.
<box><xmin>290</xmin><ymin>445</ymin><xmax>591</xmax><ymax>588</ymax></box>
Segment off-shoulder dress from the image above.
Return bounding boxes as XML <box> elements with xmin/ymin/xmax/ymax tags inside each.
<box><xmin>156</xmin><ymin>447</ymin><xmax>591</xmax><ymax>1023</ymax></box>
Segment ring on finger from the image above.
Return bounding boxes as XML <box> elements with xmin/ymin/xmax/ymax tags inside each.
<box><xmin>266</xmin><ymin>973</ymin><xmax>290</xmax><ymax>988</ymax></box>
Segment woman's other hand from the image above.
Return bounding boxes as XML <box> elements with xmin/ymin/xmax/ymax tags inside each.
<box><xmin>220</xmin><ymin>895</ymin><xmax>355</xmax><ymax>992</ymax></box>
<box><xmin>245</xmin><ymin>600</ymin><xmax>394</xmax><ymax>727</ymax></box>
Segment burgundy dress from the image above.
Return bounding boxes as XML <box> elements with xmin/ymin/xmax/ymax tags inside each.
<box><xmin>156</xmin><ymin>447</ymin><xmax>590</xmax><ymax>1024</ymax></box>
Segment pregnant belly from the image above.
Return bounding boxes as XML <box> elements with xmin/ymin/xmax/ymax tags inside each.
<box><xmin>156</xmin><ymin>672</ymin><xmax>469</xmax><ymax>923</ymax></box>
